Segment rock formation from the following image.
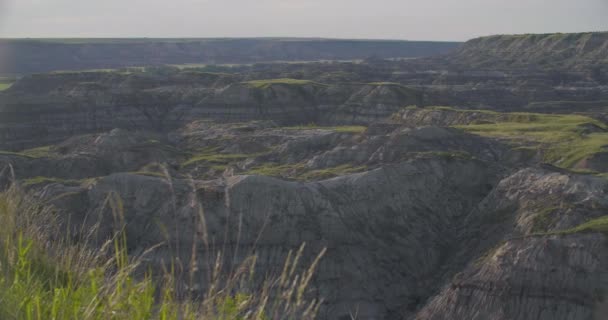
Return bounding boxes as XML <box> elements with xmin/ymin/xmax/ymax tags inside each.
<box><xmin>1</xmin><ymin>31</ymin><xmax>607</xmax><ymax>320</ymax></box>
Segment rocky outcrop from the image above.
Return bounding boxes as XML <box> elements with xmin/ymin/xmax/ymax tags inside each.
<box><xmin>325</xmin><ymin>83</ymin><xmax>426</xmax><ymax>124</ymax></box>
<box><xmin>449</xmin><ymin>32</ymin><xmax>608</xmax><ymax>70</ymax></box>
<box><xmin>416</xmin><ymin>169</ymin><xmax>608</xmax><ymax>320</ymax></box>
<box><xmin>300</xmin><ymin>126</ymin><xmax>509</xmax><ymax>169</ymax></box>
<box><xmin>36</xmin><ymin>156</ymin><xmax>503</xmax><ymax>320</ymax></box>
<box><xmin>0</xmin><ymin>104</ymin><xmax>605</xmax><ymax>320</ymax></box>
<box><xmin>0</xmin><ymin>129</ymin><xmax>183</xmax><ymax>180</ymax></box>
<box><xmin>393</xmin><ymin>107</ymin><xmax>501</xmax><ymax>127</ymax></box>
<box><xmin>0</xmin><ymin>117</ymin><xmax>518</xmax><ymax>319</ymax></box>
<box><xmin>22</xmin><ymin>149</ymin><xmax>608</xmax><ymax>320</ymax></box>
<box><xmin>194</xmin><ymin>81</ymin><xmax>330</xmax><ymax>123</ymax></box>
<box><xmin>0</xmin><ymin>74</ymin><xmax>427</xmax><ymax>150</ymax></box>
<box><xmin>575</xmin><ymin>152</ymin><xmax>608</xmax><ymax>172</ymax></box>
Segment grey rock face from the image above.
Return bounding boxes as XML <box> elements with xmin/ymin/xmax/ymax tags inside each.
<box><xmin>0</xmin><ymin>129</ymin><xmax>181</xmax><ymax>180</ymax></box>
<box><xmin>2</xmin><ymin>119</ymin><xmax>606</xmax><ymax>320</ymax></box>
<box><xmin>34</xmin><ymin>159</ymin><xmax>608</xmax><ymax>320</ymax></box>
<box><xmin>1</xmin><ymin>96</ymin><xmax>606</xmax><ymax>319</ymax></box>
<box><xmin>3</xmin><ymin>52</ymin><xmax>606</xmax><ymax>151</ymax></box>
<box><xmin>32</xmin><ymin>157</ymin><xmax>499</xmax><ymax>320</ymax></box>
<box><xmin>0</xmin><ymin>75</ymin><xmax>425</xmax><ymax>150</ymax></box>
<box><xmin>417</xmin><ymin>169</ymin><xmax>608</xmax><ymax>320</ymax></box>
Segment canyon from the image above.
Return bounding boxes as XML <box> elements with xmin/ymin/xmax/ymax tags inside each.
<box><xmin>0</xmin><ymin>32</ymin><xmax>607</xmax><ymax>319</ymax></box>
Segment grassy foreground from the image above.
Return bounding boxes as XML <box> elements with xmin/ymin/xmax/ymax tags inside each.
<box><xmin>0</xmin><ymin>188</ymin><xmax>324</xmax><ymax>320</ymax></box>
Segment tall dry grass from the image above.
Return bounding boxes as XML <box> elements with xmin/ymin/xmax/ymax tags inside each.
<box><xmin>0</xmin><ymin>167</ymin><xmax>326</xmax><ymax>320</ymax></box>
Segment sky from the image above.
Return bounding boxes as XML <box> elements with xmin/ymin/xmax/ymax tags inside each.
<box><xmin>0</xmin><ymin>0</ymin><xmax>606</xmax><ymax>41</ymax></box>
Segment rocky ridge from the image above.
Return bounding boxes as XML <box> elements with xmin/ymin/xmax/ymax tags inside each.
<box><xmin>450</xmin><ymin>32</ymin><xmax>608</xmax><ymax>70</ymax></box>
<box><xmin>0</xmin><ymin>38</ymin><xmax>460</xmax><ymax>74</ymax></box>
<box><xmin>1</xmin><ymin>105</ymin><xmax>607</xmax><ymax>319</ymax></box>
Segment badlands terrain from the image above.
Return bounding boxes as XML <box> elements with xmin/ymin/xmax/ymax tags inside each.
<box><xmin>0</xmin><ymin>32</ymin><xmax>608</xmax><ymax>319</ymax></box>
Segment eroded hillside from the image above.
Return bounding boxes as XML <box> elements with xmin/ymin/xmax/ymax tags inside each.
<box><xmin>0</xmin><ymin>32</ymin><xmax>607</xmax><ymax>320</ymax></box>
<box><xmin>450</xmin><ymin>32</ymin><xmax>608</xmax><ymax>69</ymax></box>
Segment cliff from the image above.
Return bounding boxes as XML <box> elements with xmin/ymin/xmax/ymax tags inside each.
<box><xmin>450</xmin><ymin>32</ymin><xmax>608</xmax><ymax>69</ymax></box>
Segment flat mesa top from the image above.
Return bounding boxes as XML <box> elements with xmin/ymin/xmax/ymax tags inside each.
<box><xmin>0</xmin><ymin>38</ymin><xmax>461</xmax><ymax>44</ymax></box>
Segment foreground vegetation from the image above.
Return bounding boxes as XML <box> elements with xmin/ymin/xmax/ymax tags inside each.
<box><xmin>0</xmin><ymin>188</ymin><xmax>324</xmax><ymax>319</ymax></box>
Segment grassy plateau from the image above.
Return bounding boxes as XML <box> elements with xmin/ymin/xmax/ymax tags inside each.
<box><xmin>450</xmin><ymin>109</ymin><xmax>608</xmax><ymax>169</ymax></box>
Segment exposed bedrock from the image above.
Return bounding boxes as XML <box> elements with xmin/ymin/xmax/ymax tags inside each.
<box><xmin>0</xmin><ymin>74</ymin><xmax>430</xmax><ymax>150</ymax></box>
<box><xmin>34</xmin><ymin>157</ymin><xmax>502</xmax><ymax>320</ymax></box>
<box><xmin>2</xmin><ymin>40</ymin><xmax>608</xmax><ymax>151</ymax></box>
<box><xmin>24</xmin><ymin>160</ymin><xmax>608</xmax><ymax>320</ymax></box>
<box><xmin>417</xmin><ymin>168</ymin><xmax>608</xmax><ymax>320</ymax></box>
<box><xmin>1</xmin><ymin>31</ymin><xmax>608</xmax><ymax>320</ymax></box>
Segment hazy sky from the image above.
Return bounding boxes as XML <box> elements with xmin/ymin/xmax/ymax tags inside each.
<box><xmin>0</xmin><ymin>0</ymin><xmax>606</xmax><ymax>41</ymax></box>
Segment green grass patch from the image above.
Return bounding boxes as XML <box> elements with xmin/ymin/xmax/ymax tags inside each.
<box><xmin>0</xmin><ymin>151</ymin><xmax>27</xmax><ymax>158</ymax></box>
<box><xmin>452</xmin><ymin>109</ymin><xmax>608</xmax><ymax>169</ymax></box>
<box><xmin>245</xmin><ymin>163</ymin><xmax>307</xmax><ymax>177</ymax></box>
<box><xmin>0</xmin><ymin>82</ymin><xmax>13</xmax><ymax>91</ymax></box>
<box><xmin>525</xmin><ymin>214</ymin><xmax>608</xmax><ymax>238</ymax></box>
<box><xmin>21</xmin><ymin>177</ymin><xmax>84</xmax><ymax>188</ymax></box>
<box><xmin>282</xmin><ymin>124</ymin><xmax>367</xmax><ymax>134</ymax></box>
<box><xmin>545</xmin><ymin>215</ymin><xmax>608</xmax><ymax>236</ymax></box>
<box><xmin>129</xmin><ymin>163</ymin><xmax>174</xmax><ymax>179</ymax></box>
<box><xmin>245</xmin><ymin>163</ymin><xmax>367</xmax><ymax>181</ymax></box>
<box><xmin>243</xmin><ymin>78</ymin><xmax>326</xmax><ymax>89</ymax></box>
<box><xmin>368</xmin><ymin>82</ymin><xmax>404</xmax><ymax>86</ymax></box>
<box><xmin>182</xmin><ymin>149</ymin><xmax>267</xmax><ymax>167</ymax></box>
<box><xmin>0</xmin><ymin>146</ymin><xmax>54</xmax><ymax>159</ymax></box>
<box><xmin>298</xmin><ymin>164</ymin><xmax>367</xmax><ymax>181</ymax></box>
<box><xmin>183</xmin><ymin>153</ymin><xmax>249</xmax><ymax>167</ymax></box>
<box><xmin>21</xmin><ymin>175</ymin><xmax>98</xmax><ymax>188</ymax></box>
<box><xmin>170</xmin><ymin>63</ymin><xmax>208</xmax><ymax>69</ymax></box>
<box><xmin>562</xmin><ymin>215</ymin><xmax>608</xmax><ymax>235</ymax></box>
<box><xmin>129</xmin><ymin>171</ymin><xmax>168</xmax><ymax>179</ymax></box>
<box><xmin>413</xmin><ymin>150</ymin><xmax>474</xmax><ymax>161</ymax></box>
<box><xmin>21</xmin><ymin>146</ymin><xmax>53</xmax><ymax>158</ymax></box>
<box><xmin>525</xmin><ymin>100</ymin><xmax>608</xmax><ymax>110</ymax></box>
<box><xmin>0</xmin><ymin>191</ymin><xmax>159</xmax><ymax>320</ymax></box>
